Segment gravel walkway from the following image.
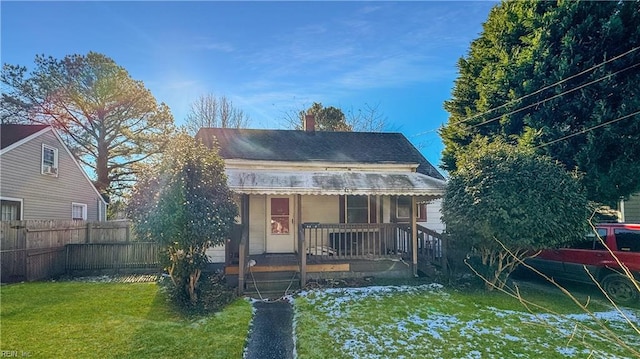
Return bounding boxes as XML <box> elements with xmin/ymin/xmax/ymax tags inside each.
<box><xmin>244</xmin><ymin>300</ymin><xmax>294</xmax><ymax>359</ymax></box>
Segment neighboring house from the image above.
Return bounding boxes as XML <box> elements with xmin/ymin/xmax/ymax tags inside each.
<box><xmin>620</xmin><ymin>193</ymin><xmax>640</xmax><ymax>223</ymax></box>
<box><xmin>196</xmin><ymin>116</ymin><xmax>446</xmax><ymax>291</ymax></box>
<box><xmin>0</xmin><ymin>124</ymin><xmax>107</xmax><ymax>221</ymax></box>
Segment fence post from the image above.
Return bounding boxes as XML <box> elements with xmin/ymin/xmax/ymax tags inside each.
<box><xmin>19</xmin><ymin>224</ymin><xmax>28</xmax><ymax>281</ymax></box>
<box><xmin>86</xmin><ymin>222</ymin><xmax>91</xmax><ymax>244</ymax></box>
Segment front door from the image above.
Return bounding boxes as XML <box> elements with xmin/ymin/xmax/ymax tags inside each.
<box><xmin>266</xmin><ymin>196</ymin><xmax>295</xmax><ymax>253</ymax></box>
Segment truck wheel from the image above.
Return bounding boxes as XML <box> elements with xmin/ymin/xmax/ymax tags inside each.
<box><xmin>601</xmin><ymin>274</ymin><xmax>639</xmax><ymax>305</ymax></box>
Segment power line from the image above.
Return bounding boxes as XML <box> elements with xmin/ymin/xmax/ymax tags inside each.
<box><xmin>468</xmin><ymin>61</ymin><xmax>640</xmax><ymax>130</ymax></box>
<box><xmin>412</xmin><ymin>46</ymin><xmax>640</xmax><ymax>138</ymax></box>
<box><xmin>454</xmin><ymin>46</ymin><xmax>640</xmax><ymax>128</ymax></box>
<box><xmin>533</xmin><ymin>109</ymin><xmax>640</xmax><ymax>149</ymax></box>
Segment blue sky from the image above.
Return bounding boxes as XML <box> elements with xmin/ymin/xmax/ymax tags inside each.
<box><xmin>1</xmin><ymin>1</ymin><xmax>497</xmax><ymax>171</ymax></box>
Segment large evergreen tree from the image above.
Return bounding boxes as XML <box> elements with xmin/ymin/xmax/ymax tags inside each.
<box><xmin>441</xmin><ymin>0</ymin><xmax>640</xmax><ymax>205</ymax></box>
<box><xmin>1</xmin><ymin>52</ymin><xmax>175</xmax><ymax>198</ymax></box>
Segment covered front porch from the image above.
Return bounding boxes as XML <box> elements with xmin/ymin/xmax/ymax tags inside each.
<box><xmin>225</xmin><ymin>220</ymin><xmax>446</xmax><ymax>295</ymax></box>
<box><xmin>221</xmin><ymin>165</ymin><xmax>446</xmax><ymax>295</ymax></box>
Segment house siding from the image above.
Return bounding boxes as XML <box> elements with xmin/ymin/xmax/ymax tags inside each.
<box><xmin>418</xmin><ymin>198</ymin><xmax>445</xmax><ymax>233</ymax></box>
<box><xmin>249</xmin><ymin>195</ymin><xmax>266</xmax><ymax>254</ymax></box>
<box><xmin>0</xmin><ymin>130</ymin><xmax>105</xmax><ymax>220</ymax></box>
<box><xmin>622</xmin><ymin>193</ymin><xmax>640</xmax><ymax>223</ymax></box>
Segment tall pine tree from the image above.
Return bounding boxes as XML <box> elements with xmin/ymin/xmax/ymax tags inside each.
<box><xmin>441</xmin><ymin>1</ymin><xmax>640</xmax><ymax>205</ymax></box>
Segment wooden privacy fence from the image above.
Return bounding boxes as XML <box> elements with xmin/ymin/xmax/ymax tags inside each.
<box><xmin>66</xmin><ymin>242</ymin><xmax>161</xmax><ymax>273</ymax></box>
<box><xmin>0</xmin><ymin>220</ymin><xmax>161</xmax><ymax>282</ymax></box>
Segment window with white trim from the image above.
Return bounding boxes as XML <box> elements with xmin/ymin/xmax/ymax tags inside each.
<box><xmin>72</xmin><ymin>203</ymin><xmax>87</xmax><ymax>220</ymax></box>
<box><xmin>41</xmin><ymin>144</ymin><xmax>59</xmax><ymax>176</ymax></box>
<box><xmin>1</xmin><ymin>200</ymin><xmax>22</xmax><ymax>220</ymax></box>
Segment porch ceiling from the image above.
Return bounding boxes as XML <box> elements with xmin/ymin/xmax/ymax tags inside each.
<box><xmin>225</xmin><ymin>168</ymin><xmax>446</xmax><ymax>197</ymax></box>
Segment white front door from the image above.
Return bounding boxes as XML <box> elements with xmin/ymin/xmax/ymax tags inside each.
<box><xmin>266</xmin><ymin>196</ymin><xmax>295</xmax><ymax>253</ymax></box>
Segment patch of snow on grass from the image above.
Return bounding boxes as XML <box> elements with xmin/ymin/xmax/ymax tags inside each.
<box><xmin>296</xmin><ymin>284</ymin><xmax>639</xmax><ymax>359</ymax></box>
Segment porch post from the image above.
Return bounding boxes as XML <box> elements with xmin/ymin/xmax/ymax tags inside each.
<box><xmin>411</xmin><ymin>196</ymin><xmax>418</xmax><ymax>277</ymax></box>
<box><xmin>237</xmin><ymin>194</ymin><xmax>250</xmax><ymax>295</ymax></box>
<box><xmin>297</xmin><ymin>194</ymin><xmax>307</xmax><ymax>287</ymax></box>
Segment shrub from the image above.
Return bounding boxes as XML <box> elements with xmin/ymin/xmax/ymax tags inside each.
<box><xmin>129</xmin><ymin>132</ymin><xmax>238</xmax><ymax>305</ymax></box>
<box><xmin>442</xmin><ymin>138</ymin><xmax>590</xmax><ymax>289</ymax></box>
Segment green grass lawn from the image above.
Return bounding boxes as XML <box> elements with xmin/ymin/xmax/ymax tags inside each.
<box><xmin>0</xmin><ymin>281</ymin><xmax>252</xmax><ymax>359</ymax></box>
<box><xmin>295</xmin><ymin>284</ymin><xmax>640</xmax><ymax>359</ymax></box>
<box><xmin>3</xmin><ymin>279</ymin><xmax>639</xmax><ymax>359</ymax></box>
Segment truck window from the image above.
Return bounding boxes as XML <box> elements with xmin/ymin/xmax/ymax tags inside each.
<box><xmin>614</xmin><ymin>229</ymin><xmax>640</xmax><ymax>252</ymax></box>
<box><xmin>574</xmin><ymin>228</ymin><xmax>607</xmax><ymax>250</ymax></box>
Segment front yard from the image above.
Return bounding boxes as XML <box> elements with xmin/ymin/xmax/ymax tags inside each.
<box><xmin>1</xmin><ymin>278</ymin><xmax>638</xmax><ymax>358</ymax></box>
<box><xmin>0</xmin><ymin>279</ymin><xmax>251</xmax><ymax>358</ymax></box>
<box><xmin>295</xmin><ymin>284</ymin><xmax>640</xmax><ymax>359</ymax></box>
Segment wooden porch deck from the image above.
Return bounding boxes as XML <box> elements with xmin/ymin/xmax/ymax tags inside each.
<box><xmin>226</xmin><ymin>222</ymin><xmax>446</xmax><ymax>294</ymax></box>
<box><xmin>225</xmin><ymin>254</ymin><xmax>351</xmax><ymax>275</ymax></box>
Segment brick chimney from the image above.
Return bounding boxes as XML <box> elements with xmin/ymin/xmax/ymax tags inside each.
<box><xmin>304</xmin><ymin>114</ymin><xmax>315</xmax><ymax>133</ymax></box>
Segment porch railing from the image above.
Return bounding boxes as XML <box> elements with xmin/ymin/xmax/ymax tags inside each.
<box><xmin>416</xmin><ymin>224</ymin><xmax>446</xmax><ymax>270</ymax></box>
<box><xmin>299</xmin><ymin>223</ymin><xmax>412</xmax><ymax>260</ymax></box>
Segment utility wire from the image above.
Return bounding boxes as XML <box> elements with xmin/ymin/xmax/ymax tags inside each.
<box><xmin>533</xmin><ymin>109</ymin><xmax>640</xmax><ymax>149</ymax></box>
<box><xmin>469</xmin><ymin>61</ymin><xmax>640</xmax><ymax>130</ymax></box>
<box><xmin>455</xmin><ymin>46</ymin><xmax>640</xmax><ymax>128</ymax></box>
<box><xmin>412</xmin><ymin>46</ymin><xmax>640</xmax><ymax>138</ymax></box>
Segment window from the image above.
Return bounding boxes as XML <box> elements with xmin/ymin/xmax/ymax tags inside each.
<box><xmin>614</xmin><ymin>229</ymin><xmax>640</xmax><ymax>252</ymax></box>
<box><xmin>347</xmin><ymin>196</ymin><xmax>369</xmax><ymax>223</ymax></box>
<box><xmin>72</xmin><ymin>203</ymin><xmax>87</xmax><ymax>220</ymax></box>
<box><xmin>339</xmin><ymin>195</ymin><xmax>378</xmax><ymax>223</ymax></box>
<box><xmin>1</xmin><ymin>199</ymin><xmax>22</xmax><ymax>220</ymax></box>
<box><xmin>270</xmin><ymin>198</ymin><xmax>290</xmax><ymax>234</ymax></box>
<box><xmin>573</xmin><ymin>228</ymin><xmax>607</xmax><ymax>250</ymax></box>
<box><xmin>396</xmin><ymin>197</ymin><xmax>411</xmax><ymax>219</ymax></box>
<box><xmin>41</xmin><ymin>144</ymin><xmax>59</xmax><ymax>176</ymax></box>
<box><xmin>417</xmin><ymin>204</ymin><xmax>427</xmax><ymax>221</ymax></box>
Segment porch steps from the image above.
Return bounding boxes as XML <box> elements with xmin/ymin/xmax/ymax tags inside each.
<box><xmin>244</xmin><ymin>270</ymin><xmax>300</xmax><ymax>299</ymax></box>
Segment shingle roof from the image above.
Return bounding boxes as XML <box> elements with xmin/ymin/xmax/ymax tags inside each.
<box><xmin>195</xmin><ymin>128</ymin><xmax>445</xmax><ymax>180</ymax></box>
<box><xmin>1</xmin><ymin>124</ymin><xmax>50</xmax><ymax>150</ymax></box>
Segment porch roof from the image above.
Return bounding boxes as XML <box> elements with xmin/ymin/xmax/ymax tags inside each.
<box><xmin>225</xmin><ymin>168</ymin><xmax>446</xmax><ymax>197</ymax></box>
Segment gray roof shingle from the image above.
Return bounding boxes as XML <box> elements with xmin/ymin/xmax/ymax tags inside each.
<box><xmin>195</xmin><ymin>128</ymin><xmax>444</xmax><ymax>180</ymax></box>
<box><xmin>1</xmin><ymin>124</ymin><xmax>50</xmax><ymax>150</ymax></box>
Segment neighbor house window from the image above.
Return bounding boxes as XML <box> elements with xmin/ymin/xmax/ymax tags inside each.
<box><xmin>72</xmin><ymin>203</ymin><xmax>87</xmax><ymax>220</ymax></box>
<box><xmin>339</xmin><ymin>195</ymin><xmax>378</xmax><ymax>223</ymax></box>
<box><xmin>1</xmin><ymin>199</ymin><xmax>22</xmax><ymax>220</ymax></box>
<box><xmin>41</xmin><ymin>144</ymin><xmax>59</xmax><ymax>176</ymax></box>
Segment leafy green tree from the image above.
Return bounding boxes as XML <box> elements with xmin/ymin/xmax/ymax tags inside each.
<box><xmin>285</xmin><ymin>102</ymin><xmax>351</xmax><ymax>131</ymax></box>
<box><xmin>128</xmin><ymin>133</ymin><xmax>238</xmax><ymax>304</ymax></box>
<box><xmin>441</xmin><ymin>1</ymin><xmax>640</xmax><ymax>205</ymax></box>
<box><xmin>283</xmin><ymin>102</ymin><xmax>389</xmax><ymax>132</ymax></box>
<box><xmin>183</xmin><ymin>93</ymin><xmax>250</xmax><ymax>135</ymax></box>
<box><xmin>442</xmin><ymin>138</ymin><xmax>590</xmax><ymax>290</ymax></box>
<box><xmin>1</xmin><ymin>52</ymin><xmax>175</xmax><ymax>198</ymax></box>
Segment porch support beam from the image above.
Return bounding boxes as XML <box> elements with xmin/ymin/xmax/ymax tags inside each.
<box><xmin>411</xmin><ymin>196</ymin><xmax>418</xmax><ymax>277</ymax></box>
<box><xmin>237</xmin><ymin>194</ymin><xmax>250</xmax><ymax>295</ymax></box>
<box><xmin>297</xmin><ymin>194</ymin><xmax>307</xmax><ymax>287</ymax></box>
